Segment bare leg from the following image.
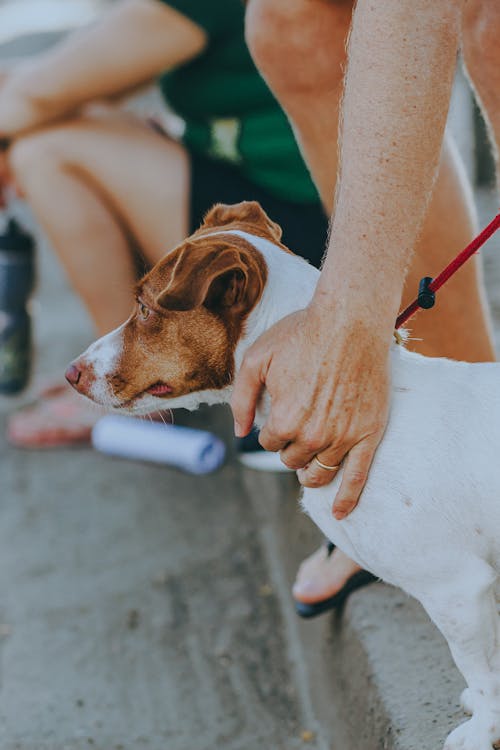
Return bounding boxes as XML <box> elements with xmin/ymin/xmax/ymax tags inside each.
<box><xmin>402</xmin><ymin>136</ymin><xmax>494</xmax><ymax>361</ymax></box>
<box><xmin>462</xmin><ymin>0</ymin><xmax>500</xmax><ymax>180</ymax></box>
<box><xmin>6</xmin><ymin>110</ymin><xmax>189</xmax><ymax>446</ymax></box>
<box><xmin>8</xmin><ymin>109</ymin><xmax>189</xmax><ymax>335</ymax></box>
<box><xmin>246</xmin><ymin>0</ymin><xmax>495</xmax><ymax>605</ymax></box>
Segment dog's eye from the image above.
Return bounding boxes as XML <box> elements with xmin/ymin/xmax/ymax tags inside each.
<box><xmin>138</xmin><ymin>303</ymin><xmax>150</xmax><ymax>320</ymax></box>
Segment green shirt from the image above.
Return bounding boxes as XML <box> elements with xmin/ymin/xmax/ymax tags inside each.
<box><xmin>157</xmin><ymin>0</ymin><xmax>320</xmax><ymax>203</ymax></box>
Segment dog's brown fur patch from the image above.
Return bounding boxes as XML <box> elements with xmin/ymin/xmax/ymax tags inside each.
<box><xmin>105</xmin><ymin>206</ymin><xmax>273</xmax><ymax>404</ymax></box>
<box><xmin>193</xmin><ymin>200</ymin><xmax>294</xmax><ymax>254</ymax></box>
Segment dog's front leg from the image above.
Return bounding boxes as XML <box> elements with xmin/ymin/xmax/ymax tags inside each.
<box><xmin>415</xmin><ymin>557</ymin><xmax>500</xmax><ymax>750</ymax></box>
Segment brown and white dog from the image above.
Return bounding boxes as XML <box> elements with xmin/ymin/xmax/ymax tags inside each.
<box><xmin>66</xmin><ymin>201</ymin><xmax>500</xmax><ymax>750</ymax></box>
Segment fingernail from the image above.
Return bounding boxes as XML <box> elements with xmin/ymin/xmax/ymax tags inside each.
<box><xmin>333</xmin><ymin>509</ymin><xmax>346</xmax><ymax>520</ymax></box>
<box><xmin>234</xmin><ymin>420</ymin><xmax>243</xmax><ymax>437</ymax></box>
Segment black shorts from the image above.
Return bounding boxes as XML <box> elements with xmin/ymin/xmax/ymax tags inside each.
<box><xmin>189</xmin><ymin>151</ymin><xmax>328</xmax><ymax>270</ymax></box>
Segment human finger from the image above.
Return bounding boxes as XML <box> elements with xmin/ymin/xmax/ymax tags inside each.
<box><xmin>279</xmin><ymin>427</ymin><xmax>334</xmax><ymax>471</ymax></box>
<box><xmin>332</xmin><ymin>438</ymin><xmax>379</xmax><ymax>520</ymax></box>
<box><xmin>230</xmin><ymin>347</ymin><xmax>266</xmax><ymax>437</ymax></box>
<box><xmin>296</xmin><ymin>450</ymin><xmax>343</xmax><ymax>487</ymax></box>
<box><xmin>257</xmin><ymin>412</ymin><xmax>294</xmax><ymax>453</ymax></box>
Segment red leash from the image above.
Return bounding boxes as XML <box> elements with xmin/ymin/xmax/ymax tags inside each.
<box><xmin>395</xmin><ymin>210</ymin><xmax>500</xmax><ymax>330</ymax></box>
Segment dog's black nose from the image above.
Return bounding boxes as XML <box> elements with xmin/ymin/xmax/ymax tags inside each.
<box><xmin>65</xmin><ymin>363</ymin><xmax>81</xmax><ymax>387</ymax></box>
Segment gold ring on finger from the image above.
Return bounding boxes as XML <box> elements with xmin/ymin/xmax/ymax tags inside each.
<box><xmin>313</xmin><ymin>456</ymin><xmax>341</xmax><ymax>472</ymax></box>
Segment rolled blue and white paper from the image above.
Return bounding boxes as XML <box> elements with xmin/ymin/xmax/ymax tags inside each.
<box><xmin>92</xmin><ymin>415</ymin><xmax>226</xmax><ymax>474</ymax></box>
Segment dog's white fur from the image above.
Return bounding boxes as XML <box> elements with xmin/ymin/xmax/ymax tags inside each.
<box><xmin>79</xmin><ymin>229</ymin><xmax>500</xmax><ymax>750</ymax></box>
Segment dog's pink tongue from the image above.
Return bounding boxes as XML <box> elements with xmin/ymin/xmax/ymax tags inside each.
<box><xmin>147</xmin><ymin>383</ymin><xmax>173</xmax><ymax>396</ymax></box>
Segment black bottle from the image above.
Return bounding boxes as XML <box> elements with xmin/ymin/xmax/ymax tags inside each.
<box><xmin>0</xmin><ymin>218</ymin><xmax>35</xmax><ymax>394</ymax></box>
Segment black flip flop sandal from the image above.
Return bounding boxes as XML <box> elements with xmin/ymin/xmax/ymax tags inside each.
<box><xmin>294</xmin><ymin>542</ymin><xmax>377</xmax><ymax>619</ymax></box>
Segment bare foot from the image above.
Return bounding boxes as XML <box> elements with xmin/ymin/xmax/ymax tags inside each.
<box><xmin>7</xmin><ymin>383</ymin><xmax>105</xmax><ymax>448</ymax></box>
<box><xmin>7</xmin><ymin>380</ymin><xmax>174</xmax><ymax>448</ymax></box>
<box><xmin>293</xmin><ymin>545</ymin><xmax>362</xmax><ymax>604</ymax></box>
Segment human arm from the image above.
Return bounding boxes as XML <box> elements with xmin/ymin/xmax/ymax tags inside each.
<box><xmin>232</xmin><ymin>0</ymin><xmax>464</xmax><ymax>518</ymax></box>
<box><xmin>0</xmin><ymin>0</ymin><xmax>206</xmax><ymax>136</ymax></box>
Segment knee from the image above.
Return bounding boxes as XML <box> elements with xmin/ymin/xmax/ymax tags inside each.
<box><xmin>244</xmin><ymin>0</ymin><xmax>295</xmax><ymax>91</ymax></box>
<box><xmin>245</xmin><ymin>0</ymin><xmax>352</xmax><ymax>97</ymax></box>
<box><xmin>8</xmin><ymin>126</ymin><xmax>71</xmax><ymax>188</ymax></box>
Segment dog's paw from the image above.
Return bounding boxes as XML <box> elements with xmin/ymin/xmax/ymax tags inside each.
<box><xmin>444</xmin><ymin>716</ymin><xmax>500</xmax><ymax>750</ymax></box>
<box><xmin>460</xmin><ymin>688</ymin><xmax>475</xmax><ymax>715</ymax></box>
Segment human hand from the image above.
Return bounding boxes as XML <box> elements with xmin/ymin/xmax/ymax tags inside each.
<box><xmin>0</xmin><ymin>61</ymin><xmax>59</xmax><ymax>137</ymax></box>
<box><xmin>231</xmin><ymin>302</ymin><xmax>391</xmax><ymax>519</ymax></box>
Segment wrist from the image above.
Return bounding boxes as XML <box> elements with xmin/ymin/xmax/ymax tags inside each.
<box><xmin>313</xmin><ymin>231</ymin><xmax>407</xmax><ymax>332</ymax></box>
<box><xmin>307</xmin><ymin>292</ymin><xmax>397</xmax><ymax>350</ymax></box>
<box><xmin>312</xmin><ymin>269</ymin><xmax>402</xmax><ymax>328</ymax></box>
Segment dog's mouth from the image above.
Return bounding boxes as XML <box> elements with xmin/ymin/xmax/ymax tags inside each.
<box><xmin>117</xmin><ymin>381</ymin><xmax>173</xmax><ymax>410</ymax></box>
<box><xmin>145</xmin><ymin>382</ymin><xmax>173</xmax><ymax>397</ymax></box>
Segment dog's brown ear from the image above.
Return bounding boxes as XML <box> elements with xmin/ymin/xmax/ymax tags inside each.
<box><xmin>201</xmin><ymin>201</ymin><xmax>283</xmax><ymax>243</ymax></box>
<box><xmin>156</xmin><ymin>242</ymin><xmax>267</xmax><ymax>315</ymax></box>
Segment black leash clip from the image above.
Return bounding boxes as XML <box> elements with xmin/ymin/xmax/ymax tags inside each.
<box><xmin>418</xmin><ymin>276</ymin><xmax>435</xmax><ymax>310</ymax></box>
